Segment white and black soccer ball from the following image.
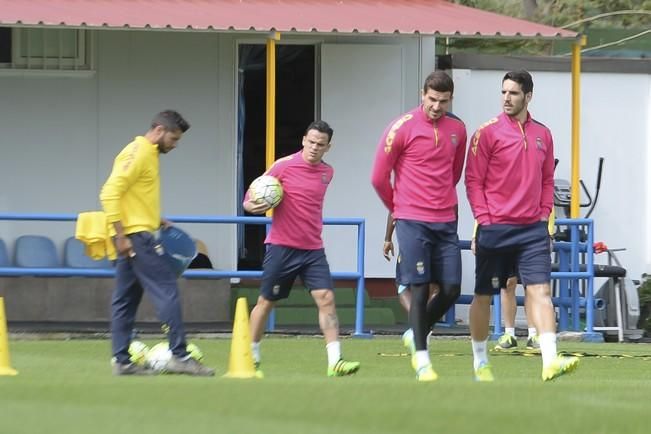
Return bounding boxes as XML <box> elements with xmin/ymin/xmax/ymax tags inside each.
<box><xmin>144</xmin><ymin>342</ymin><xmax>172</xmax><ymax>372</ymax></box>
<box><xmin>249</xmin><ymin>175</ymin><xmax>284</xmax><ymax>208</ymax></box>
<box><xmin>144</xmin><ymin>341</ymin><xmax>205</xmax><ymax>372</ymax></box>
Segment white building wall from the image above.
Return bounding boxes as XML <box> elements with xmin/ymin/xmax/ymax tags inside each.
<box><xmin>0</xmin><ymin>67</ymin><xmax>100</xmax><ymax>250</ymax></box>
<box><xmin>0</xmin><ymin>30</ymin><xmax>238</xmax><ymax>269</ymax></box>
<box><xmin>452</xmin><ymin>69</ymin><xmax>651</xmax><ymax>323</ymax></box>
<box><xmin>0</xmin><ymin>30</ymin><xmax>427</xmax><ymax>276</ymax></box>
<box><xmin>320</xmin><ymin>40</ymin><xmax>424</xmax><ymax>279</ymax></box>
<box><xmin>95</xmin><ymin>31</ymin><xmax>238</xmax><ymax>271</ymax></box>
<box><xmin>0</xmin><ymin>29</ymin><xmax>648</xmax><ymax>294</ymax></box>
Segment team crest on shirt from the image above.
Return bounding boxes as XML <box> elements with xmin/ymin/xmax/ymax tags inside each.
<box><xmin>536</xmin><ymin>137</ymin><xmax>543</xmax><ymax>150</ymax></box>
<box><xmin>451</xmin><ymin>133</ymin><xmax>458</xmax><ymax>146</ymax></box>
<box><xmin>322</xmin><ymin>173</ymin><xmax>329</xmax><ymax>183</ymax></box>
<box><xmin>416</xmin><ymin>261</ymin><xmax>425</xmax><ymax>275</ymax></box>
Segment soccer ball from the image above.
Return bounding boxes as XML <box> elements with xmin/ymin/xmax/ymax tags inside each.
<box><xmin>145</xmin><ymin>342</ymin><xmax>172</xmax><ymax>372</ymax></box>
<box><xmin>249</xmin><ymin>175</ymin><xmax>283</xmax><ymax>208</ymax></box>
<box><xmin>144</xmin><ymin>341</ymin><xmax>205</xmax><ymax>372</ymax></box>
<box><xmin>128</xmin><ymin>340</ymin><xmax>150</xmax><ymax>366</ymax></box>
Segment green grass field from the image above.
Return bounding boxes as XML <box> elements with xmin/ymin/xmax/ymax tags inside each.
<box><xmin>1</xmin><ymin>337</ymin><xmax>649</xmax><ymax>434</ymax></box>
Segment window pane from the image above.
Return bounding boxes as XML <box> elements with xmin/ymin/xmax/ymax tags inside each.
<box><xmin>0</xmin><ymin>27</ymin><xmax>11</xmax><ymax>62</ymax></box>
<box><xmin>58</xmin><ymin>29</ymin><xmax>78</xmax><ymax>58</ymax></box>
<box><xmin>20</xmin><ymin>28</ymin><xmax>41</xmax><ymax>57</ymax></box>
<box><xmin>20</xmin><ymin>28</ymin><xmax>78</xmax><ymax>59</ymax></box>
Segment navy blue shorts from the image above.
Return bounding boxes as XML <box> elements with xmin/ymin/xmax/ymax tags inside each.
<box><xmin>474</xmin><ymin>222</ymin><xmax>551</xmax><ymax>295</ymax></box>
<box><xmin>260</xmin><ymin>244</ymin><xmax>333</xmax><ymax>301</ymax></box>
<box><xmin>395</xmin><ymin>219</ymin><xmax>461</xmax><ymax>286</ymax></box>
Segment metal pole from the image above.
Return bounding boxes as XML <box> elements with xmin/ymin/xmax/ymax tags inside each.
<box><xmin>558</xmin><ymin>247</ymin><xmax>569</xmax><ymax>331</ymax></box>
<box><xmin>570</xmin><ymin>35</ymin><xmax>587</xmax><ymax>217</ymax></box>
<box><xmin>585</xmin><ymin>220</ymin><xmax>595</xmax><ymax>333</ymax></box>
<box><xmin>264</xmin><ymin>33</ymin><xmax>280</xmax><ymax>331</ymax></box>
<box><xmin>354</xmin><ymin>220</ymin><xmax>371</xmax><ymax>337</ymax></box>
<box><xmin>265</xmin><ymin>31</ymin><xmax>280</xmax><ymax>173</ymax></box>
<box><xmin>492</xmin><ymin>293</ymin><xmax>502</xmax><ymax>338</ymax></box>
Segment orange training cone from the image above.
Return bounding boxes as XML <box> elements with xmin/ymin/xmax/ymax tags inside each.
<box><xmin>223</xmin><ymin>297</ymin><xmax>258</xmax><ymax>379</ymax></box>
<box><xmin>0</xmin><ymin>297</ymin><xmax>18</xmax><ymax>376</ymax></box>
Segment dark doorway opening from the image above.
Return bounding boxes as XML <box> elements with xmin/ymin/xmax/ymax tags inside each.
<box><xmin>237</xmin><ymin>44</ymin><xmax>316</xmax><ymax>269</ymax></box>
<box><xmin>0</xmin><ymin>28</ymin><xmax>12</xmax><ymax>63</ymax></box>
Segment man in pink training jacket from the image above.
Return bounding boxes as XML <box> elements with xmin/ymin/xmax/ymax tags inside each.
<box><xmin>371</xmin><ymin>71</ymin><xmax>467</xmax><ymax>382</ymax></box>
<box><xmin>465</xmin><ymin>70</ymin><xmax>579</xmax><ymax>382</ymax></box>
<box><xmin>243</xmin><ymin>120</ymin><xmax>360</xmax><ymax>378</ymax></box>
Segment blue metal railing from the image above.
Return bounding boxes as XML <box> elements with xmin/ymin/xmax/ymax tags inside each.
<box><xmin>0</xmin><ymin>212</ymin><xmax>369</xmax><ymax>337</ymax></box>
<box><xmin>490</xmin><ymin>218</ymin><xmax>597</xmax><ymax>340</ymax></box>
<box><xmin>0</xmin><ymin>213</ymin><xmax>599</xmax><ymax>340</ymax></box>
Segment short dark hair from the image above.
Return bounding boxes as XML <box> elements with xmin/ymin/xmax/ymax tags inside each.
<box><xmin>423</xmin><ymin>71</ymin><xmax>454</xmax><ymax>94</ymax></box>
<box><xmin>305</xmin><ymin>120</ymin><xmax>334</xmax><ymax>143</ymax></box>
<box><xmin>503</xmin><ymin>70</ymin><xmax>534</xmax><ymax>94</ymax></box>
<box><xmin>151</xmin><ymin>110</ymin><xmax>190</xmax><ymax>133</ymax></box>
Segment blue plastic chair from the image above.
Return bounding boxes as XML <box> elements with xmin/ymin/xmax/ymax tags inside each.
<box><xmin>14</xmin><ymin>235</ymin><xmax>59</xmax><ymax>268</ymax></box>
<box><xmin>0</xmin><ymin>239</ymin><xmax>9</xmax><ymax>267</ymax></box>
<box><xmin>64</xmin><ymin>237</ymin><xmax>112</xmax><ymax>269</ymax></box>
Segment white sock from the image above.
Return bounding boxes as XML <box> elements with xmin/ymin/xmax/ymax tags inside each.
<box><xmin>414</xmin><ymin>350</ymin><xmax>431</xmax><ymax>370</ymax></box>
<box><xmin>528</xmin><ymin>328</ymin><xmax>537</xmax><ymax>338</ymax></box>
<box><xmin>427</xmin><ymin>330</ymin><xmax>432</xmax><ymax>349</ymax></box>
<box><xmin>326</xmin><ymin>341</ymin><xmax>341</xmax><ymax>367</ymax></box>
<box><xmin>539</xmin><ymin>332</ymin><xmax>557</xmax><ymax>366</ymax></box>
<box><xmin>402</xmin><ymin>328</ymin><xmax>414</xmax><ymax>342</ymax></box>
<box><xmin>471</xmin><ymin>339</ymin><xmax>489</xmax><ymax>371</ymax></box>
<box><xmin>251</xmin><ymin>341</ymin><xmax>261</xmax><ymax>364</ymax></box>
<box><xmin>505</xmin><ymin>327</ymin><xmax>515</xmax><ymax>337</ymax></box>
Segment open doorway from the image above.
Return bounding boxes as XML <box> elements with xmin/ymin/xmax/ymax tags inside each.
<box><xmin>237</xmin><ymin>44</ymin><xmax>316</xmax><ymax>269</ymax></box>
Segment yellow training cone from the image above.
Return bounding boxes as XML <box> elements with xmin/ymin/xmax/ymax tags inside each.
<box><xmin>223</xmin><ymin>297</ymin><xmax>258</xmax><ymax>379</ymax></box>
<box><xmin>0</xmin><ymin>297</ymin><xmax>18</xmax><ymax>376</ymax></box>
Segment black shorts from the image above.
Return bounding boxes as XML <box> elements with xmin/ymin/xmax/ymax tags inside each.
<box><xmin>395</xmin><ymin>219</ymin><xmax>461</xmax><ymax>286</ymax></box>
<box><xmin>260</xmin><ymin>244</ymin><xmax>333</xmax><ymax>301</ymax></box>
<box><xmin>474</xmin><ymin>222</ymin><xmax>551</xmax><ymax>295</ymax></box>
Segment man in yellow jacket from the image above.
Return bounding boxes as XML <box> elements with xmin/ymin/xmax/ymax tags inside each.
<box><xmin>100</xmin><ymin>110</ymin><xmax>213</xmax><ymax>376</ymax></box>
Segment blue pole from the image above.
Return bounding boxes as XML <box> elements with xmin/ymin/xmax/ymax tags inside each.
<box><xmin>266</xmin><ymin>309</ymin><xmax>276</xmax><ymax>332</ymax></box>
<box><xmin>492</xmin><ymin>293</ymin><xmax>502</xmax><ymax>337</ymax></box>
<box><xmin>558</xmin><ymin>248</ymin><xmax>569</xmax><ymax>331</ymax></box>
<box><xmin>570</xmin><ymin>223</ymin><xmax>580</xmax><ymax>331</ymax></box>
<box><xmin>442</xmin><ymin>305</ymin><xmax>455</xmax><ymax>327</ymax></box>
<box><xmin>264</xmin><ymin>222</ymin><xmax>276</xmax><ymax>332</ymax></box>
<box><xmin>585</xmin><ymin>220</ymin><xmax>595</xmax><ymax>333</ymax></box>
<box><xmin>353</xmin><ymin>220</ymin><xmax>371</xmax><ymax>337</ymax></box>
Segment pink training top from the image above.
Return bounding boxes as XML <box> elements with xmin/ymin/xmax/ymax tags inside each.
<box><xmin>465</xmin><ymin>111</ymin><xmax>555</xmax><ymax>225</ymax></box>
<box><xmin>245</xmin><ymin>151</ymin><xmax>333</xmax><ymax>250</ymax></box>
<box><xmin>371</xmin><ymin>106</ymin><xmax>467</xmax><ymax>222</ymax></box>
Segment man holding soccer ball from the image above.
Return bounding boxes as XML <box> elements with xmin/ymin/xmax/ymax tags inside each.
<box><xmin>243</xmin><ymin>120</ymin><xmax>360</xmax><ymax>377</ymax></box>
